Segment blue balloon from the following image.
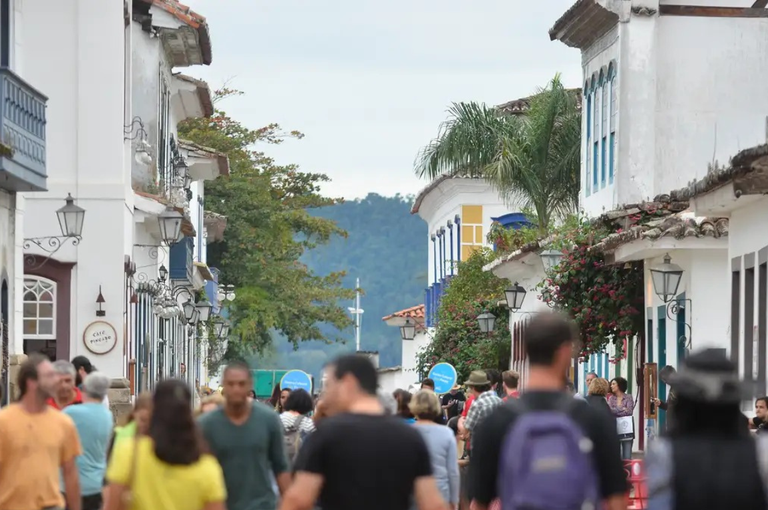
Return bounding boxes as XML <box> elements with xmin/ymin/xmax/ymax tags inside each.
<box><xmin>280</xmin><ymin>370</ymin><xmax>313</xmax><ymax>393</ymax></box>
<box><xmin>428</xmin><ymin>363</ymin><xmax>458</xmax><ymax>395</ymax></box>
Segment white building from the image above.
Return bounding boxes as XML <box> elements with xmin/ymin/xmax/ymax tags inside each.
<box><xmin>542</xmin><ymin>0</ymin><xmax>768</xmax><ymax>445</ymax></box>
<box><xmin>20</xmin><ymin>0</ymin><xmax>228</xmax><ymax>396</ymax></box>
<box><xmin>0</xmin><ymin>0</ymin><xmax>50</xmax><ymax>400</ymax></box>
<box><xmin>381</xmin><ymin>175</ymin><xmax>529</xmax><ymax>391</ymax></box>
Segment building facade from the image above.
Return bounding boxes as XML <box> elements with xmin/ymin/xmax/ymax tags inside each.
<box><xmin>19</xmin><ymin>0</ymin><xmax>228</xmax><ymax>399</ymax></box>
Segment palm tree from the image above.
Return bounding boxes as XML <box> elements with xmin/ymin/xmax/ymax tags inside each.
<box><xmin>415</xmin><ymin>75</ymin><xmax>581</xmax><ymax>234</ymax></box>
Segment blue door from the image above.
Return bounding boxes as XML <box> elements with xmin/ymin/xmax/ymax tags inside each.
<box><xmin>676</xmin><ymin>292</ymin><xmax>687</xmax><ymax>363</ymax></box>
<box><xmin>657</xmin><ymin>305</ymin><xmax>668</xmax><ymax>431</ymax></box>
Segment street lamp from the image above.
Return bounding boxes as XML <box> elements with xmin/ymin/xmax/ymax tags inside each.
<box><xmin>217</xmin><ymin>284</ymin><xmax>236</xmax><ymax>303</ymax></box>
<box><xmin>540</xmin><ymin>250</ymin><xmax>564</xmax><ymax>272</ymax></box>
<box><xmin>650</xmin><ymin>253</ymin><xmax>683</xmax><ymax>303</ymax></box>
<box><xmin>158</xmin><ymin>265</ymin><xmax>168</xmax><ymax>282</ymax></box>
<box><xmin>477</xmin><ymin>312</ymin><xmax>497</xmax><ymax>334</ymax></box>
<box><xmin>24</xmin><ymin>194</ymin><xmax>87</xmax><ymax>270</ymax></box>
<box><xmin>56</xmin><ymin>193</ymin><xmax>86</xmax><ymax>238</ymax></box>
<box><xmin>505</xmin><ymin>283</ymin><xmax>527</xmax><ymax>312</ymax></box>
<box><xmin>196</xmin><ymin>298</ymin><xmax>212</xmax><ymax>322</ymax></box>
<box><xmin>182</xmin><ymin>299</ymin><xmax>197</xmax><ymax>324</ymax></box>
<box><xmin>400</xmin><ymin>318</ymin><xmax>417</xmax><ymax>341</ymax></box>
<box><xmin>158</xmin><ymin>207</ymin><xmax>184</xmax><ymax>245</ymax></box>
<box><xmin>214</xmin><ymin>319</ymin><xmax>230</xmax><ymax>339</ymax></box>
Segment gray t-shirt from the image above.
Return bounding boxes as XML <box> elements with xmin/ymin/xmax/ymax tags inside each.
<box><xmin>412</xmin><ymin>423</ymin><xmax>460</xmax><ymax>507</ymax></box>
<box><xmin>199</xmin><ymin>402</ymin><xmax>289</xmax><ymax>510</ymax></box>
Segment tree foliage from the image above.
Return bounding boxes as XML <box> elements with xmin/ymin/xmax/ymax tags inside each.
<box><xmin>416</xmin><ymin>249</ymin><xmax>510</xmax><ymax>382</ymax></box>
<box><xmin>415</xmin><ymin>75</ymin><xmax>580</xmax><ymax>234</ymax></box>
<box><xmin>178</xmin><ymin>89</ymin><xmax>355</xmax><ymax>354</ymax></box>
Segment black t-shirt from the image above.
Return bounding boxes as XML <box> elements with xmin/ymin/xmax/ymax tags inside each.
<box><xmin>441</xmin><ymin>391</ymin><xmax>466</xmax><ymax>420</ymax></box>
<box><xmin>469</xmin><ymin>391</ymin><xmax>628</xmax><ymax>505</ymax></box>
<box><xmin>294</xmin><ymin>413</ymin><xmax>433</xmax><ymax>510</ymax></box>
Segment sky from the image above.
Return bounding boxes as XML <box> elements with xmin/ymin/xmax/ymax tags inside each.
<box><xmin>189</xmin><ymin>0</ymin><xmax>583</xmax><ymax>200</ymax></box>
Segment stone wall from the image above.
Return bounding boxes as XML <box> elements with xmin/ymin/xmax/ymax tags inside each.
<box><xmin>109</xmin><ymin>378</ymin><xmax>132</xmax><ymax>425</ymax></box>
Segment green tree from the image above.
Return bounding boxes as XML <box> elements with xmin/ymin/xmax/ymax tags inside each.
<box><xmin>415</xmin><ymin>75</ymin><xmax>580</xmax><ymax>234</ymax></box>
<box><xmin>178</xmin><ymin>89</ymin><xmax>355</xmax><ymax>355</ymax></box>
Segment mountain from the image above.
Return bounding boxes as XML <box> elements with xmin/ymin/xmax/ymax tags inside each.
<box><xmin>249</xmin><ymin>193</ymin><xmax>428</xmax><ymax>380</ymax></box>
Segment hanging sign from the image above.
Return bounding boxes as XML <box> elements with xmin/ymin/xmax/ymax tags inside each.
<box><xmin>280</xmin><ymin>370</ymin><xmax>313</xmax><ymax>393</ymax></box>
<box><xmin>428</xmin><ymin>362</ymin><xmax>458</xmax><ymax>395</ymax></box>
<box><xmin>83</xmin><ymin>320</ymin><xmax>118</xmax><ymax>355</ymax></box>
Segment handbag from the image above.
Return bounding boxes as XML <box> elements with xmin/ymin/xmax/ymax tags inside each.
<box><xmin>616</xmin><ymin>416</ymin><xmax>635</xmax><ymax>440</ymax></box>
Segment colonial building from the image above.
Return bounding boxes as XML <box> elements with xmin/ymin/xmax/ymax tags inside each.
<box><xmin>0</xmin><ymin>0</ymin><xmax>50</xmax><ymax>401</ymax></box>
<box><xmin>20</xmin><ymin>0</ymin><xmax>229</xmax><ymax>399</ymax></box>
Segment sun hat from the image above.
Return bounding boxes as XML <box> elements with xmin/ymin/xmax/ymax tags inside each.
<box><xmin>464</xmin><ymin>370</ymin><xmax>491</xmax><ymax>387</ymax></box>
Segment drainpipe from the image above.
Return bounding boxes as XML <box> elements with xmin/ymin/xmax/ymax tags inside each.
<box><xmin>455</xmin><ymin>214</ymin><xmax>461</xmax><ymax>263</ymax></box>
<box><xmin>431</xmin><ymin>234</ymin><xmax>437</xmax><ymax>285</ymax></box>
<box><xmin>448</xmin><ymin>220</ymin><xmax>454</xmax><ymax>276</ymax></box>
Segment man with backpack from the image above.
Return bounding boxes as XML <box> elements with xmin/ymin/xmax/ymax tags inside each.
<box><xmin>468</xmin><ymin>312</ymin><xmax>627</xmax><ymax>510</ymax></box>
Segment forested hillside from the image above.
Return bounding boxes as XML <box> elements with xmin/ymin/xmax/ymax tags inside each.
<box><xmin>248</xmin><ymin>194</ymin><xmax>428</xmax><ymax>378</ymax></box>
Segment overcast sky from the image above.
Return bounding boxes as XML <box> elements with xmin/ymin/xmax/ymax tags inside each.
<box><xmin>189</xmin><ymin>0</ymin><xmax>582</xmax><ymax>200</ymax></box>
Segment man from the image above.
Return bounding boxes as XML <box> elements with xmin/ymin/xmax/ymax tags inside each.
<box><xmin>750</xmin><ymin>396</ymin><xmax>768</xmax><ymax>433</ymax></box>
<box><xmin>63</xmin><ymin>372</ymin><xmax>113</xmax><ymax>510</ymax></box>
<box><xmin>200</xmin><ymin>360</ymin><xmax>290</xmax><ymax>510</ymax></box>
<box><xmin>441</xmin><ymin>384</ymin><xmax>466</xmax><ymax>421</ymax></box>
<box><xmin>654</xmin><ymin>365</ymin><xmax>678</xmax><ymax>430</ymax></box>
<box><xmin>463</xmin><ymin>370</ymin><xmax>503</xmax><ymax>445</ymax></box>
<box><xmin>469</xmin><ymin>313</ymin><xmax>627</xmax><ymax>510</ymax></box>
<box><xmin>0</xmin><ymin>353</ymin><xmax>82</xmax><ymax>510</ymax></box>
<box><xmin>501</xmin><ymin>370</ymin><xmax>520</xmax><ymax>401</ymax></box>
<box><xmin>280</xmin><ymin>354</ymin><xmax>446</xmax><ymax>510</ymax></box>
<box><xmin>72</xmin><ymin>355</ymin><xmax>110</xmax><ymax>411</ymax></box>
<box><xmin>48</xmin><ymin>360</ymin><xmax>84</xmax><ymax>409</ymax></box>
<box><xmin>585</xmin><ymin>371</ymin><xmax>597</xmax><ymax>396</ymax></box>
<box><xmin>420</xmin><ymin>378</ymin><xmax>435</xmax><ymax>391</ymax></box>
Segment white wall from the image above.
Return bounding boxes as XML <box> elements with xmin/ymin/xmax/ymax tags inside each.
<box><xmin>22</xmin><ymin>0</ymin><xmax>129</xmax><ymax>375</ymax></box>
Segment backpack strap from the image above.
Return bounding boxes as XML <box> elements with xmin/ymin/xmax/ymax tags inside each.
<box><xmin>755</xmin><ymin>435</ymin><xmax>768</xmax><ymax>503</ymax></box>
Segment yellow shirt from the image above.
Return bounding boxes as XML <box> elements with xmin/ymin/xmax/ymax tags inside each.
<box><xmin>0</xmin><ymin>403</ymin><xmax>81</xmax><ymax>510</ymax></box>
<box><xmin>106</xmin><ymin>436</ymin><xmax>226</xmax><ymax>510</ymax></box>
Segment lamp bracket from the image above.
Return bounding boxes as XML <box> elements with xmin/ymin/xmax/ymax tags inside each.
<box><xmin>124</xmin><ymin>116</ymin><xmax>148</xmax><ymax>141</ymax></box>
<box><xmin>23</xmin><ymin>236</ymin><xmax>81</xmax><ymax>270</ymax></box>
<box><xmin>665</xmin><ymin>298</ymin><xmax>693</xmax><ymax>353</ymax></box>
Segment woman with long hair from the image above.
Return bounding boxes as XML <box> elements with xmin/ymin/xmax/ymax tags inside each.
<box><xmin>103</xmin><ymin>380</ymin><xmax>226</xmax><ymax>510</ymax></box>
<box><xmin>393</xmin><ymin>389</ymin><xmax>415</xmax><ymax>423</ymax></box>
<box><xmin>608</xmin><ymin>376</ymin><xmax>635</xmax><ymax>460</ymax></box>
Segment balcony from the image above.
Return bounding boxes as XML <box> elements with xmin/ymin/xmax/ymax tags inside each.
<box><xmin>0</xmin><ymin>68</ymin><xmax>47</xmax><ymax>192</ymax></box>
<box><xmin>169</xmin><ymin>237</ymin><xmax>194</xmax><ymax>284</ymax></box>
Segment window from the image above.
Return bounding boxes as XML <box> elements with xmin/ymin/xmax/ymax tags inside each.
<box><xmin>23</xmin><ymin>278</ymin><xmax>56</xmax><ymax>338</ymax></box>
<box><xmin>609</xmin><ymin>65</ymin><xmax>617</xmax><ymax>185</ymax></box>
<box><xmin>601</xmin><ymin>79</ymin><xmax>608</xmax><ymax>188</ymax></box>
<box><xmin>592</xmin><ymin>83</ymin><xmax>600</xmax><ymax>190</ymax></box>
<box><xmin>745</xmin><ymin>255</ymin><xmax>756</xmax><ymax>386</ymax></box>
<box><xmin>732</xmin><ymin>258</ymin><xmax>741</xmax><ymax>366</ymax></box>
<box><xmin>585</xmin><ymin>88</ymin><xmax>592</xmax><ymax>196</ymax></box>
<box><xmin>460</xmin><ymin>205</ymin><xmax>484</xmax><ymax>261</ymax></box>
<box><xmin>1</xmin><ymin>0</ymin><xmax>9</xmax><ymax>68</ymax></box>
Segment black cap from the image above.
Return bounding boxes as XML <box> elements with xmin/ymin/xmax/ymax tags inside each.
<box><xmin>71</xmin><ymin>355</ymin><xmax>94</xmax><ymax>373</ymax></box>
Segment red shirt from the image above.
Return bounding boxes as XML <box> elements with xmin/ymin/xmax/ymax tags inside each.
<box><xmin>47</xmin><ymin>388</ymin><xmax>83</xmax><ymax>410</ymax></box>
<box><xmin>503</xmin><ymin>390</ymin><xmax>520</xmax><ymax>402</ymax></box>
<box><xmin>462</xmin><ymin>395</ymin><xmax>476</xmax><ymax>417</ymax></box>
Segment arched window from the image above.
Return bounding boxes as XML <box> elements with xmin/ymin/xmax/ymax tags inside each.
<box><xmin>23</xmin><ymin>277</ymin><xmax>56</xmax><ymax>338</ymax></box>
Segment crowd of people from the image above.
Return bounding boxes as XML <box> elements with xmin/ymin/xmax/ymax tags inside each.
<box><xmin>4</xmin><ymin>312</ymin><xmax>768</xmax><ymax>510</ymax></box>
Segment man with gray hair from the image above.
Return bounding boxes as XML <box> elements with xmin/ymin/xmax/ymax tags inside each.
<box><xmin>47</xmin><ymin>360</ymin><xmax>83</xmax><ymax>409</ymax></box>
<box><xmin>63</xmin><ymin>372</ymin><xmax>114</xmax><ymax>510</ymax></box>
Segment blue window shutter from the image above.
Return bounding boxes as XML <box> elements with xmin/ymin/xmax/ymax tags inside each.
<box><xmin>609</xmin><ymin>133</ymin><xmax>615</xmax><ymax>184</ymax></box>
<box><xmin>593</xmin><ymin>142</ymin><xmax>599</xmax><ymax>188</ymax></box>
<box><xmin>585</xmin><ymin>93</ymin><xmax>592</xmax><ymax>197</ymax></box>
<box><xmin>601</xmin><ymin>137</ymin><xmax>607</xmax><ymax>188</ymax></box>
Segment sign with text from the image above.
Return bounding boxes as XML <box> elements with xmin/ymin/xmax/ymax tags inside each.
<box><xmin>280</xmin><ymin>370</ymin><xmax>313</xmax><ymax>393</ymax></box>
<box><xmin>83</xmin><ymin>321</ymin><xmax>118</xmax><ymax>355</ymax></box>
<box><xmin>428</xmin><ymin>363</ymin><xmax>458</xmax><ymax>395</ymax></box>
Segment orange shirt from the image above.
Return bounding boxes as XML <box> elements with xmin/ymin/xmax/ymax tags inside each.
<box><xmin>0</xmin><ymin>403</ymin><xmax>81</xmax><ymax>510</ymax></box>
<box><xmin>46</xmin><ymin>387</ymin><xmax>83</xmax><ymax>410</ymax></box>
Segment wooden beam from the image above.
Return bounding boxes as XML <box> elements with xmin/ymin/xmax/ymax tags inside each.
<box><xmin>753</xmin><ymin>0</ymin><xmax>768</xmax><ymax>8</ymax></box>
<box><xmin>660</xmin><ymin>5</ymin><xmax>768</xmax><ymax>17</ymax></box>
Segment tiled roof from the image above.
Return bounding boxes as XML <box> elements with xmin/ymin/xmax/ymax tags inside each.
<box><xmin>179</xmin><ymin>139</ymin><xmax>230</xmax><ymax>176</ymax></box>
<box><xmin>173</xmin><ymin>74</ymin><xmax>214</xmax><ymax>117</ymax></box>
<box><xmin>549</xmin><ymin>0</ymin><xmax>619</xmax><ymax>49</ymax></box>
<box><xmin>669</xmin><ymin>144</ymin><xmax>768</xmax><ymax>201</ymax></box>
<box><xmin>410</xmin><ymin>174</ymin><xmax>481</xmax><ymax>214</ymax></box>
<box><xmin>496</xmin><ymin>88</ymin><xmax>583</xmax><ymax>115</ymax></box>
<box><xmin>590</xmin><ymin>214</ymin><xmax>729</xmax><ymax>255</ymax></box>
<box><xmin>138</xmin><ymin>0</ymin><xmax>212</xmax><ymax>65</ymax></box>
<box><xmin>382</xmin><ymin>304</ymin><xmax>425</xmax><ymax>322</ymax></box>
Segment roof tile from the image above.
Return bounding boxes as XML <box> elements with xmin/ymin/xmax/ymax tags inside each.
<box><xmin>382</xmin><ymin>304</ymin><xmax>425</xmax><ymax>322</ymax></box>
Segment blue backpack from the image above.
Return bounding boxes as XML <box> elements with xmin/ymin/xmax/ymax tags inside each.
<box><xmin>498</xmin><ymin>396</ymin><xmax>601</xmax><ymax>510</ymax></box>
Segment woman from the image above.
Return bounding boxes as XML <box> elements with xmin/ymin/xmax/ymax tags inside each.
<box><xmin>280</xmin><ymin>388</ymin><xmax>316</xmax><ymax>435</ymax></box>
<box><xmin>247</xmin><ymin>389</ymin><xmax>256</xmax><ymax>401</ymax></box>
<box><xmin>198</xmin><ymin>393</ymin><xmax>225</xmax><ymax>416</ymax></box>
<box><xmin>111</xmin><ymin>392</ymin><xmax>152</xmax><ymax>449</ymax></box>
<box><xmin>103</xmin><ymin>379</ymin><xmax>226</xmax><ymax>510</ymax></box>
<box><xmin>586</xmin><ymin>377</ymin><xmax>611</xmax><ymax>414</ymax></box>
<box><xmin>393</xmin><ymin>389</ymin><xmax>415</xmax><ymax>423</ymax></box>
<box><xmin>409</xmin><ymin>390</ymin><xmax>460</xmax><ymax>510</ymax></box>
<box><xmin>646</xmin><ymin>349</ymin><xmax>765</xmax><ymax>510</ymax></box>
<box><xmin>608</xmin><ymin>376</ymin><xmax>635</xmax><ymax>460</ymax></box>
